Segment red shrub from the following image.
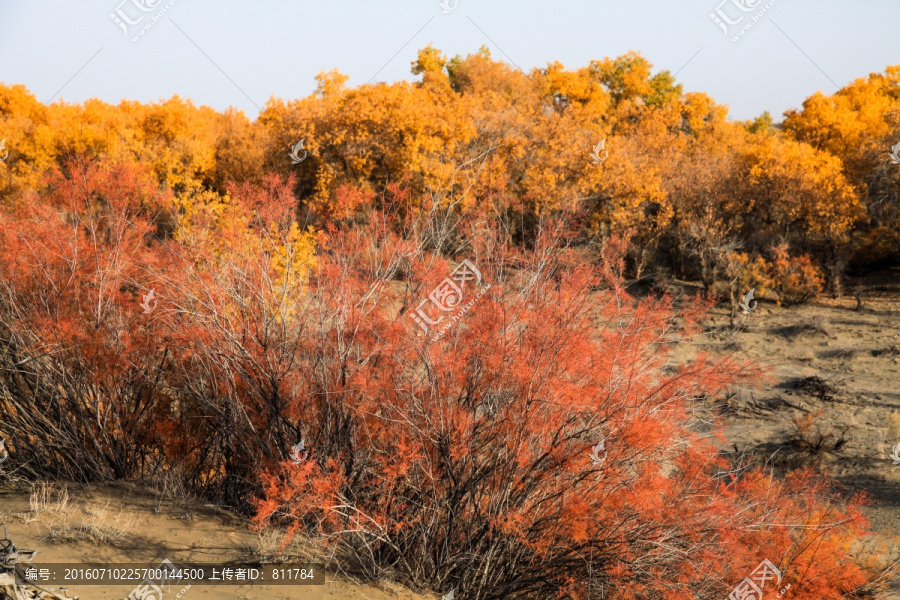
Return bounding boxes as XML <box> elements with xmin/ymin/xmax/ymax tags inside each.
<box><xmin>247</xmin><ymin>210</ymin><xmax>878</xmax><ymax>599</ymax></box>
<box><xmin>0</xmin><ymin>158</ymin><xmax>178</xmax><ymax>480</ymax></box>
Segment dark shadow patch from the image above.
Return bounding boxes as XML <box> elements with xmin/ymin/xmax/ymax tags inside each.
<box><xmin>779</xmin><ymin>376</ymin><xmax>838</xmax><ymax>402</ymax></box>
<box><xmin>817</xmin><ymin>348</ymin><xmax>862</xmax><ymax>361</ymax></box>
<box><xmin>772</xmin><ymin>319</ymin><xmax>830</xmax><ymax>338</ymax></box>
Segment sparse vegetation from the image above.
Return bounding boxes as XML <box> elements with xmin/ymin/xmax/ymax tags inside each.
<box><xmin>25</xmin><ymin>483</ymin><xmax>72</xmax><ymax>524</ymax></box>
<box><xmin>22</xmin><ymin>484</ymin><xmax>136</xmax><ymax>547</ymax></box>
<box><xmin>787</xmin><ymin>410</ymin><xmax>850</xmax><ymax>455</ymax></box>
<box><xmin>792</xmin><ymin>375</ymin><xmax>839</xmax><ymax>402</ymax></box>
<box><xmin>775</xmin><ymin>316</ymin><xmax>831</xmax><ymax>338</ymax></box>
<box><xmin>242</xmin><ymin>527</ymin><xmax>302</xmax><ymax>564</ymax></box>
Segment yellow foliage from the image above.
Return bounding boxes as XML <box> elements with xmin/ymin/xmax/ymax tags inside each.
<box><xmin>2</xmin><ymin>52</ymin><xmax>898</xmax><ymax>302</ymax></box>
<box><xmin>741</xmin><ymin>136</ymin><xmax>863</xmax><ymax>241</ymax></box>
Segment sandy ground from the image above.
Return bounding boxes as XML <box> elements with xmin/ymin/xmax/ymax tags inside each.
<box><xmin>670</xmin><ymin>268</ymin><xmax>900</xmax><ymax>596</ymax></box>
<box><xmin>0</xmin><ymin>483</ymin><xmax>434</xmax><ymax>600</ymax></box>
<box><xmin>684</xmin><ymin>275</ymin><xmax>900</xmax><ymax>530</ymax></box>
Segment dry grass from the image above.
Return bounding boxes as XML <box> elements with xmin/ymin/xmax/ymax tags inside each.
<box><xmin>78</xmin><ymin>502</ymin><xmax>138</xmax><ymax>546</ymax></box>
<box><xmin>242</xmin><ymin>527</ymin><xmax>300</xmax><ymax>563</ymax></box>
<box><xmin>23</xmin><ymin>483</ymin><xmax>136</xmax><ymax>547</ymax></box>
<box><xmin>25</xmin><ymin>482</ymin><xmax>73</xmax><ymax>523</ymax></box>
<box><xmin>152</xmin><ymin>467</ymin><xmax>195</xmax><ymax>515</ymax></box>
<box><xmin>788</xmin><ymin>410</ymin><xmax>849</xmax><ymax>455</ymax></box>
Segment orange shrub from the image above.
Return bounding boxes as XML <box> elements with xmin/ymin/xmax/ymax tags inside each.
<box><xmin>246</xmin><ymin>208</ymin><xmax>881</xmax><ymax>600</ymax></box>
<box><xmin>735</xmin><ymin>245</ymin><xmax>825</xmax><ymax>305</ymax></box>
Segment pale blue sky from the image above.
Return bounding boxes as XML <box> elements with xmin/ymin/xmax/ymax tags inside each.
<box><xmin>1</xmin><ymin>0</ymin><xmax>898</xmax><ymax>121</ymax></box>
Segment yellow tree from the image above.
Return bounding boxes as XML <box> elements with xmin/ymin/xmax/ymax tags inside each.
<box><xmin>0</xmin><ymin>84</ymin><xmax>55</xmax><ymax>195</ymax></box>
<box><xmin>784</xmin><ymin>66</ymin><xmax>900</xmax><ymax>268</ymax></box>
<box><xmin>736</xmin><ymin>135</ymin><xmax>864</xmax><ymax>293</ymax></box>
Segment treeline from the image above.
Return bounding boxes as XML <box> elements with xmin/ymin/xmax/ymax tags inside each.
<box><xmin>2</xmin><ymin>47</ymin><xmax>899</xmax><ymax>300</ymax></box>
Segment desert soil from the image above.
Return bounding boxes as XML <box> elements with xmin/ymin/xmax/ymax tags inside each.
<box><xmin>0</xmin><ymin>483</ymin><xmax>433</xmax><ymax>600</ymax></box>
<box><xmin>672</xmin><ymin>268</ymin><xmax>900</xmax><ymax>596</ymax></box>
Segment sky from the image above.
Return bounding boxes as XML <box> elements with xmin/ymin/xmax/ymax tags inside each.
<box><xmin>1</xmin><ymin>0</ymin><xmax>898</xmax><ymax>122</ymax></box>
